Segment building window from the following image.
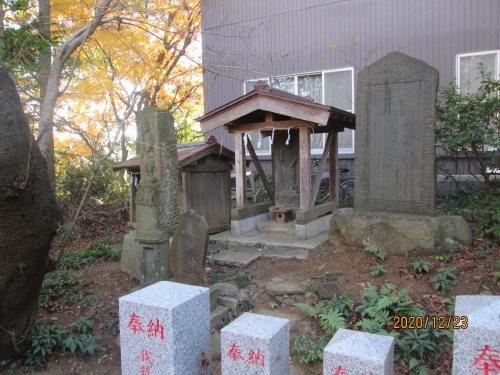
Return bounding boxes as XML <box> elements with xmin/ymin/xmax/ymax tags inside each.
<box><xmin>244</xmin><ymin>68</ymin><xmax>355</xmax><ymax>155</ymax></box>
<box><xmin>457</xmin><ymin>50</ymin><xmax>499</xmax><ymax>94</ymax></box>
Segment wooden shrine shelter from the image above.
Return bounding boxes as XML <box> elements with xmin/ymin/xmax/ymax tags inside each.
<box><xmin>113</xmin><ymin>138</ymin><xmax>235</xmax><ymax>234</ymax></box>
<box><xmin>197</xmin><ymin>83</ymin><xmax>356</xmax><ymax>239</ymax></box>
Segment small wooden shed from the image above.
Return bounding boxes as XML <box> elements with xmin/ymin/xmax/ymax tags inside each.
<box><xmin>113</xmin><ymin>138</ymin><xmax>234</xmax><ymax>234</ymax></box>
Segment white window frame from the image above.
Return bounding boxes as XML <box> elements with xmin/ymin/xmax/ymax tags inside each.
<box><xmin>456</xmin><ymin>50</ymin><xmax>500</xmax><ymax>94</ymax></box>
<box><xmin>322</xmin><ymin>67</ymin><xmax>355</xmax><ymax>154</ymax></box>
<box><xmin>243</xmin><ymin>68</ymin><xmax>355</xmax><ymax>155</ymax></box>
<box><xmin>456</xmin><ymin>50</ymin><xmax>500</xmax><ymax>152</ymax></box>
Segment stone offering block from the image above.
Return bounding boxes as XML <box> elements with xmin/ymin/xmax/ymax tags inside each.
<box><xmin>221</xmin><ymin>312</ymin><xmax>289</xmax><ymax>374</ymax></box>
<box><xmin>355</xmin><ymin>52</ymin><xmax>439</xmax><ymax>216</ymax></box>
<box><xmin>119</xmin><ymin>281</ymin><xmax>210</xmax><ymax>375</ymax></box>
<box><xmin>452</xmin><ymin>295</ymin><xmax>500</xmax><ymax>375</ymax></box>
<box><xmin>324</xmin><ymin>329</ymin><xmax>394</xmax><ymax>375</ymax></box>
<box><xmin>170</xmin><ymin>210</ymin><xmax>209</xmax><ymax>286</ymax></box>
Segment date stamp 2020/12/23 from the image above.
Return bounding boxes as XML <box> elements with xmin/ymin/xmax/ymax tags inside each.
<box><xmin>393</xmin><ymin>315</ymin><xmax>468</xmax><ymax>329</ymax></box>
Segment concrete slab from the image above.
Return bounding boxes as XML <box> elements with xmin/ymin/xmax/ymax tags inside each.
<box><xmin>257</xmin><ymin>220</ymin><xmax>296</xmax><ymax>234</ymax></box>
<box><xmin>211</xmin><ymin>247</ymin><xmax>261</xmax><ymax>267</ymax></box>
<box><xmin>210</xmin><ymin>230</ymin><xmax>328</xmax><ymax>250</ymax></box>
<box><xmin>261</xmin><ymin>248</ymin><xmax>308</xmax><ymax>260</ymax></box>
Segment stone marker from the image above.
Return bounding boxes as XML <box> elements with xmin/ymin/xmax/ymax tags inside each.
<box><xmin>170</xmin><ymin>210</ymin><xmax>209</xmax><ymax>286</ymax></box>
<box><xmin>452</xmin><ymin>295</ymin><xmax>500</xmax><ymax>374</ymax></box>
<box><xmin>221</xmin><ymin>312</ymin><xmax>290</xmax><ymax>374</ymax></box>
<box><xmin>119</xmin><ymin>281</ymin><xmax>210</xmax><ymax>375</ymax></box>
<box><xmin>135</xmin><ymin>107</ymin><xmax>180</xmax><ymax>235</ymax></box>
<box><xmin>323</xmin><ymin>328</ymin><xmax>394</xmax><ymax>375</ymax></box>
<box><xmin>121</xmin><ymin>107</ymin><xmax>179</xmax><ymax>280</ymax></box>
<box><xmin>355</xmin><ymin>52</ymin><xmax>438</xmax><ymax>216</ymax></box>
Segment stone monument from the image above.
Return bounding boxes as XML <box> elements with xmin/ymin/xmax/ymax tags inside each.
<box><xmin>331</xmin><ymin>52</ymin><xmax>472</xmax><ymax>255</ymax></box>
<box><xmin>170</xmin><ymin>210</ymin><xmax>209</xmax><ymax>286</ymax></box>
<box><xmin>121</xmin><ymin>107</ymin><xmax>180</xmax><ymax>281</ymax></box>
<box><xmin>355</xmin><ymin>52</ymin><xmax>438</xmax><ymax>216</ymax></box>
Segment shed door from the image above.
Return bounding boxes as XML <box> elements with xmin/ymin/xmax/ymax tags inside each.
<box><xmin>185</xmin><ymin>171</ymin><xmax>231</xmax><ymax>233</ymax></box>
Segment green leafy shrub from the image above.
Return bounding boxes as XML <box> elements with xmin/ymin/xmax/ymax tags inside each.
<box><xmin>38</xmin><ymin>270</ymin><xmax>82</xmax><ymax>311</ymax></box>
<box><xmin>56</xmin><ymin>157</ymin><xmax>127</xmax><ymax>207</ymax></box>
<box><xmin>436</xmin><ymin>66</ymin><xmax>500</xmax><ymax>241</ymax></box>
<box><xmin>74</xmin><ymin>316</ymin><xmax>94</xmax><ymax>334</ymax></box>
<box><xmin>24</xmin><ymin>322</ymin><xmax>68</xmax><ymax>365</ymax></box>
<box><xmin>24</xmin><ymin>321</ymin><xmax>103</xmax><ymax>365</ymax></box>
<box><xmin>61</xmin><ymin>334</ymin><xmax>103</xmax><ymax>356</ymax></box>
<box><xmin>59</xmin><ymin>241</ymin><xmax>119</xmax><ymax>270</ymax></box>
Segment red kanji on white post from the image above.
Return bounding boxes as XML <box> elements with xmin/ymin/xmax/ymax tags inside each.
<box><xmin>227</xmin><ymin>343</ymin><xmax>244</xmax><ymax>362</ymax></box>
<box><xmin>470</xmin><ymin>345</ymin><xmax>500</xmax><ymax>375</ymax></box>
<box><xmin>127</xmin><ymin>313</ymin><xmax>144</xmax><ymax>334</ymax></box>
<box><xmin>140</xmin><ymin>350</ymin><xmax>152</xmax><ymax>366</ymax></box>
<box><xmin>247</xmin><ymin>348</ymin><xmax>265</xmax><ymax>367</ymax></box>
<box><xmin>332</xmin><ymin>366</ymin><xmax>348</xmax><ymax>375</ymax></box>
<box><xmin>147</xmin><ymin>318</ymin><xmax>165</xmax><ymax>340</ymax></box>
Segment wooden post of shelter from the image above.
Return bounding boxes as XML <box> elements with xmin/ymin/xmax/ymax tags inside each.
<box><xmin>299</xmin><ymin>126</ymin><xmax>311</xmax><ymax>211</ymax></box>
<box><xmin>234</xmin><ymin>132</ymin><xmax>247</xmax><ymax>208</ymax></box>
<box><xmin>329</xmin><ymin>130</ymin><xmax>339</xmax><ymax>205</ymax></box>
<box><xmin>310</xmin><ymin>128</ymin><xmax>335</xmax><ymax>207</ymax></box>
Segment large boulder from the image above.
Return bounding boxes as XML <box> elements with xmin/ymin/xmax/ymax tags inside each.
<box><xmin>330</xmin><ymin>208</ymin><xmax>472</xmax><ymax>256</ymax></box>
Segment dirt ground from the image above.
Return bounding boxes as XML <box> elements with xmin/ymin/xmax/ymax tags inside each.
<box><xmin>2</xmin><ymin>235</ymin><xmax>500</xmax><ymax>375</ymax></box>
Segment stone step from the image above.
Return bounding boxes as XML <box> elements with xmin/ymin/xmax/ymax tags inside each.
<box><xmin>257</xmin><ymin>220</ymin><xmax>296</xmax><ymax>234</ymax></box>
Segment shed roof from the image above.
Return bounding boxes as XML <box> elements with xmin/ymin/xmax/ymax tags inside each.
<box><xmin>112</xmin><ymin>140</ymin><xmax>234</xmax><ymax>172</ymax></box>
<box><xmin>196</xmin><ymin>83</ymin><xmax>356</xmax><ymax>134</ymax></box>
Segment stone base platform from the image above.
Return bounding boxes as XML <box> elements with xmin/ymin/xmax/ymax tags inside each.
<box><xmin>330</xmin><ymin>208</ymin><xmax>473</xmax><ymax>256</ymax></box>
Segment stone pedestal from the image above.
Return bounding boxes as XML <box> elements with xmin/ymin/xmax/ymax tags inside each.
<box><xmin>137</xmin><ymin>230</ymin><xmax>170</xmax><ymax>286</ymax></box>
<box><xmin>221</xmin><ymin>312</ymin><xmax>289</xmax><ymax>374</ymax></box>
<box><xmin>121</xmin><ymin>229</ymin><xmax>140</xmax><ymax>279</ymax></box>
<box><xmin>452</xmin><ymin>295</ymin><xmax>500</xmax><ymax>374</ymax></box>
<box><xmin>323</xmin><ymin>329</ymin><xmax>394</xmax><ymax>375</ymax></box>
<box><xmin>119</xmin><ymin>281</ymin><xmax>210</xmax><ymax>375</ymax></box>
<box><xmin>330</xmin><ymin>208</ymin><xmax>472</xmax><ymax>255</ymax></box>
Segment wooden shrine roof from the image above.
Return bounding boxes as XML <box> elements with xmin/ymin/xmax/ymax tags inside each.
<box><xmin>112</xmin><ymin>138</ymin><xmax>234</xmax><ymax>172</ymax></box>
<box><xmin>196</xmin><ymin>83</ymin><xmax>356</xmax><ymax>134</ymax></box>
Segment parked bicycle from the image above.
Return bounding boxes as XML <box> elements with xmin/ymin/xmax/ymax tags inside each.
<box><xmin>310</xmin><ymin>158</ymin><xmax>354</xmax><ymax>204</ymax></box>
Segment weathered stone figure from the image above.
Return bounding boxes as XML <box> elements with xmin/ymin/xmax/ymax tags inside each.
<box><xmin>135</xmin><ymin>107</ymin><xmax>179</xmax><ymax>236</ymax></box>
<box><xmin>273</xmin><ymin>130</ymin><xmax>300</xmax><ymax>206</ymax></box>
<box><xmin>0</xmin><ymin>66</ymin><xmax>59</xmax><ymax>359</ymax></box>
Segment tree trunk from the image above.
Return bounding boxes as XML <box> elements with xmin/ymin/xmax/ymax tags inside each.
<box><xmin>36</xmin><ymin>0</ymin><xmax>115</xmax><ymax>186</ymax></box>
<box><xmin>0</xmin><ymin>66</ymin><xmax>59</xmax><ymax>360</ymax></box>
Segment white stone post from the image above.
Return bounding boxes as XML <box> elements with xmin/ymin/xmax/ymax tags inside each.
<box><xmin>452</xmin><ymin>295</ymin><xmax>500</xmax><ymax>374</ymax></box>
<box><xmin>323</xmin><ymin>329</ymin><xmax>394</xmax><ymax>375</ymax></box>
<box><xmin>221</xmin><ymin>312</ymin><xmax>289</xmax><ymax>374</ymax></box>
<box><xmin>119</xmin><ymin>281</ymin><xmax>210</xmax><ymax>375</ymax></box>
